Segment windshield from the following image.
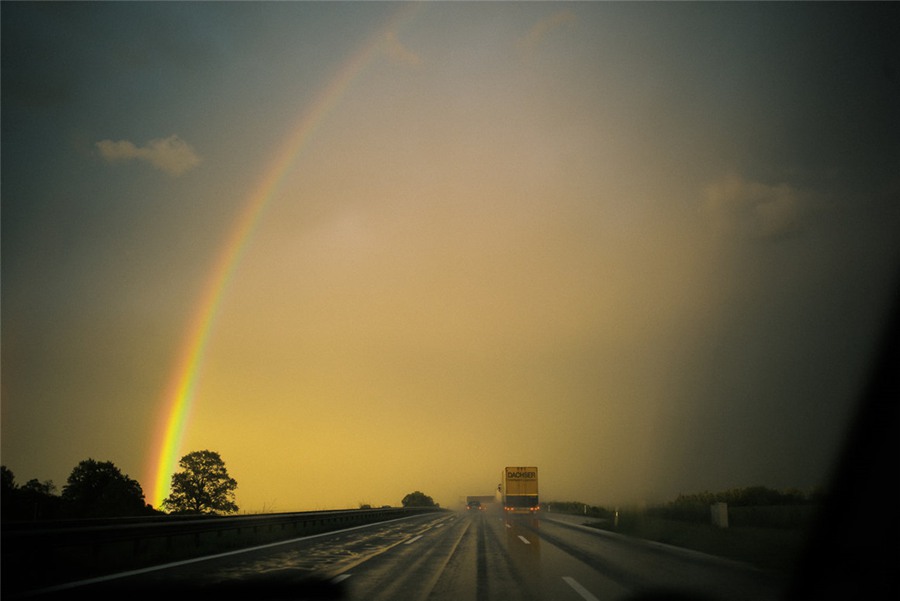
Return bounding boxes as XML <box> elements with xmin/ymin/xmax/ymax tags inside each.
<box><xmin>2</xmin><ymin>2</ymin><xmax>898</xmax><ymax>600</ymax></box>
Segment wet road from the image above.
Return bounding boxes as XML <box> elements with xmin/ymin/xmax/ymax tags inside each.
<box><xmin>25</xmin><ymin>511</ymin><xmax>784</xmax><ymax>600</ymax></box>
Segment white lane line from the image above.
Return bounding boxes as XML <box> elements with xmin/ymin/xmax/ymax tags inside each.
<box><xmin>333</xmin><ymin>574</ymin><xmax>352</xmax><ymax>583</ymax></box>
<box><xmin>404</xmin><ymin>534</ymin><xmax>423</xmax><ymax>544</ymax></box>
<box><xmin>517</xmin><ymin>535</ymin><xmax>531</xmax><ymax>545</ymax></box>
<box><xmin>562</xmin><ymin>576</ymin><xmax>600</xmax><ymax>601</ymax></box>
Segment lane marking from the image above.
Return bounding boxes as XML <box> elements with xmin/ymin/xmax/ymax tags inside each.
<box><xmin>333</xmin><ymin>574</ymin><xmax>352</xmax><ymax>583</ymax></box>
<box><xmin>562</xmin><ymin>576</ymin><xmax>600</xmax><ymax>601</ymax></box>
<box><xmin>517</xmin><ymin>535</ymin><xmax>531</xmax><ymax>545</ymax></box>
<box><xmin>404</xmin><ymin>535</ymin><xmax>423</xmax><ymax>545</ymax></box>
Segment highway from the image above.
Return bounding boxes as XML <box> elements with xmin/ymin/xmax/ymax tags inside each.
<box><xmin>22</xmin><ymin>510</ymin><xmax>785</xmax><ymax>601</ymax></box>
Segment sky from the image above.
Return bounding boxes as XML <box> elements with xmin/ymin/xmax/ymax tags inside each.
<box><xmin>2</xmin><ymin>1</ymin><xmax>899</xmax><ymax>513</ymax></box>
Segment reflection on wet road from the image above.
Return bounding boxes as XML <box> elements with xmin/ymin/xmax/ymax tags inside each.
<box><xmin>27</xmin><ymin>511</ymin><xmax>784</xmax><ymax>600</ymax></box>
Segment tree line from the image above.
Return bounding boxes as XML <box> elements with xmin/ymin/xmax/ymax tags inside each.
<box><xmin>666</xmin><ymin>485</ymin><xmax>823</xmax><ymax>508</ymax></box>
<box><xmin>3</xmin><ymin>450</ymin><xmax>438</xmax><ymax>521</ymax></box>
<box><xmin>1</xmin><ymin>449</ymin><xmax>238</xmax><ymax>521</ymax></box>
<box><xmin>650</xmin><ymin>485</ymin><xmax>823</xmax><ymax>525</ymax></box>
<box><xmin>544</xmin><ymin>486</ymin><xmax>823</xmax><ymax>524</ymax></box>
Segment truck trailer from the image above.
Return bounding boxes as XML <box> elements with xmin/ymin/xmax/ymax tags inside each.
<box><xmin>501</xmin><ymin>466</ymin><xmax>539</xmax><ymax>514</ymax></box>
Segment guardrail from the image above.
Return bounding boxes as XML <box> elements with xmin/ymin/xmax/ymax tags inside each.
<box><xmin>2</xmin><ymin>506</ymin><xmax>443</xmax><ymax>595</ymax></box>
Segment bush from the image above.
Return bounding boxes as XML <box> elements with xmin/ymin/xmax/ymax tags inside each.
<box><xmin>728</xmin><ymin>504</ymin><xmax>820</xmax><ymax>529</ymax></box>
<box><xmin>650</xmin><ymin>486</ymin><xmax>821</xmax><ymax>525</ymax></box>
<box><xmin>542</xmin><ymin>501</ymin><xmax>613</xmax><ymax>519</ymax></box>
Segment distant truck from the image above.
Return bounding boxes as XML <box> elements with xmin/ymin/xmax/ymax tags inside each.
<box><xmin>466</xmin><ymin>495</ymin><xmax>494</xmax><ymax>510</ymax></box>
<box><xmin>501</xmin><ymin>466</ymin><xmax>539</xmax><ymax>514</ymax></box>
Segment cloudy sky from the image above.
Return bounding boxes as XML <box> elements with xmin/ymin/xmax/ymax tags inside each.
<box><xmin>3</xmin><ymin>1</ymin><xmax>898</xmax><ymax>512</ymax></box>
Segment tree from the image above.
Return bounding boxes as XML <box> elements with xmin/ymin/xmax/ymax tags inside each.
<box><xmin>2</xmin><ymin>466</ymin><xmax>66</xmax><ymax>520</ymax></box>
<box><xmin>1</xmin><ymin>465</ymin><xmax>15</xmax><ymax>493</ymax></box>
<box><xmin>163</xmin><ymin>450</ymin><xmax>238</xmax><ymax>514</ymax></box>
<box><xmin>20</xmin><ymin>478</ymin><xmax>64</xmax><ymax>519</ymax></box>
<box><xmin>62</xmin><ymin>459</ymin><xmax>147</xmax><ymax>517</ymax></box>
<box><xmin>1</xmin><ymin>465</ymin><xmax>19</xmax><ymax>520</ymax></box>
<box><xmin>401</xmin><ymin>490</ymin><xmax>436</xmax><ymax>508</ymax></box>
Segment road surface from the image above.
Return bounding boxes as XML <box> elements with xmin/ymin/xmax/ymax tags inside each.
<box><xmin>23</xmin><ymin>510</ymin><xmax>784</xmax><ymax>600</ymax></box>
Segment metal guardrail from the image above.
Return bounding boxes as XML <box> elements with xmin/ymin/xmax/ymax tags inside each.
<box><xmin>4</xmin><ymin>507</ymin><xmax>428</xmax><ymax>545</ymax></box>
<box><xmin>1</xmin><ymin>506</ymin><xmax>444</xmax><ymax>594</ymax></box>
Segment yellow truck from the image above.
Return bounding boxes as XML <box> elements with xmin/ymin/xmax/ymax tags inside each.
<box><xmin>502</xmin><ymin>466</ymin><xmax>539</xmax><ymax>514</ymax></box>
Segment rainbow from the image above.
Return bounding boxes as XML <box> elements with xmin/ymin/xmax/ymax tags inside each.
<box><xmin>147</xmin><ymin>5</ymin><xmax>421</xmax><ymax>509</ymax></box>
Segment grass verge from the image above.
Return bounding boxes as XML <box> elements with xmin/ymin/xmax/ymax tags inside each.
<box><xmin>585</xmin><ymin>515</ymin><xmax>812</xmax><ymax>575</ymax></box>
